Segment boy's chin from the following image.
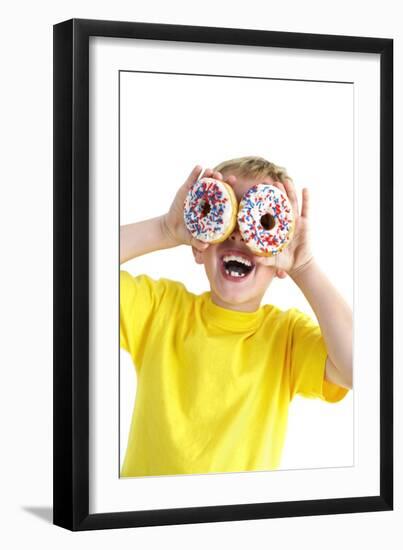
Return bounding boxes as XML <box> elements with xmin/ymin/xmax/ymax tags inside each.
<box><xmin>211</xmin><ymin>289</ymin><xmax>262</xmax><ymax>312</ymax></box>
<box><xmin>206</xmin><ymin>264</ymin><xmax>273</xmax><ymax>310</ymax></box>
<box><xmin>212</xmin><ymin>281</ymin><xmax>262</xmax><ymax>310</ymax></box>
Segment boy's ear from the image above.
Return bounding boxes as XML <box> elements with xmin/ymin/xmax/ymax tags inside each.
<box><xmin>192</xmin><ymin>246</ymin><xmax>205</xmax><ymax>265</ymax></box>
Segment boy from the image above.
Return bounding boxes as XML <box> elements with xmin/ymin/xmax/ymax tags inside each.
<box><xmin>120</xmin><ymin>156</ymin><xmax>352</xmax><ymax>477</ymax></box>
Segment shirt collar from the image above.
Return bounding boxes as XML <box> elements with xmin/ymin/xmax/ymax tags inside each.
<box><xmin>202</xmin><ymin>292</ymin><xmax>265</xmax><ymax>331</ymax></box>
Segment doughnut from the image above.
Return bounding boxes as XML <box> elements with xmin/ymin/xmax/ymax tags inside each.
<box><xmin>183</xmin><ymin>177</ymin><xmax>238</xmax><ymax>243</ymax></box>
<box><xmin>237</xmin><ymin>183</ymin><xmax>295</xmax><ymax>256</ymax></box>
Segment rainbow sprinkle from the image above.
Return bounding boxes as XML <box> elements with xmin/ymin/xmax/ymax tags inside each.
<box><xmin>183</xmin><ymin>177</ymin><xmax>231</xmax><ymax>242</ymax></box>
<box><xmin>238</xmin><ymin>184</ymin><xmax>294</xmax><ymax>256</ymax></box>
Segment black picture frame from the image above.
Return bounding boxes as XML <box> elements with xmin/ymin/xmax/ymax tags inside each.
<box><xmin>53</xmin><ymin>18</ymin><xmax>393</xmax><ymax>531</ymax></box>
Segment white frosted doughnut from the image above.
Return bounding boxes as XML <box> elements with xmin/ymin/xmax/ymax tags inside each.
<box><xmin>183</xmin><ymin>177</ymin><xmax>237</xmax><ymax>243</ymax></box>
<box><xmin>237</xmin><ymin>183</ymin><xmax>295</xmax><ymax>256</ymax></box>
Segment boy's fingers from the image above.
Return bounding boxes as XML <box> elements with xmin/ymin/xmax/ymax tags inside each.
<box><xmin>276</xmin><ymin>270</ymin><xmax>288</xmax><ymax>279</ymax></box>
<box><xmin>190</xmin><ymin>237</ymin><xmax>209</xmax><ymax>251</ymax></box>
<box><xmin>300</xmin><ymin>188</ymin><xmax>310</xmax><ymax>218</ymax></box>
<box><xmin>184</xmin><ymin>165</ymin><xmax>203</xmax><ymax>189</ymax></box>
<box><xmin>273</xmin><ymin>181</ymin><xmax>287</xmax><ymax>195</ymax></box>
<box><xmin>202</xmin><ymin>167</ymin><xmax>213</xmax><ymax>178</ymax></box>
<box><xmin>255</xmin><ymin>255</ymin><xmax>276</xmax><ymax>267</ymax></box>
<box><xmin>212</xmin><ymin>170</ymin><xmax>223</xmax><ymax>180</ymax></box>
<box><xmin>185</xmin><ymin>167</ymin><xmax>229</xmax><ymax>185</ymax></box>
<box><xmin>225</xmin><ymin>174</ymin><xmax>237</xmax><ymax>186</ymax></box>
<box><xmin>201</xmin><ymin>169</ymin><xmax>224</xmax><ymax>181</ymax></box>
<box><xmin>283</xmin><ymin>178</ymin><xmax>299</xmax><ymax>216</ymax></box>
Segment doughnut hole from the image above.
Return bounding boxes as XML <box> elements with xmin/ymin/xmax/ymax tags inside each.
<box><xmin>200</xmin><ymin>200</ymin><xmax>211</xmax><ymax>217</ymax></box>
<box><xmin>260</xmin><ymin>213</ymin><xmax>276</xmax><ymax>231</ymax></box>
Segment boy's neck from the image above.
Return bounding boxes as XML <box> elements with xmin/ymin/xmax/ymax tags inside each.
<box><xmin>210</xmin><ymin>292</ymin><xmax>262</xmax><ymax>313</ymax></box>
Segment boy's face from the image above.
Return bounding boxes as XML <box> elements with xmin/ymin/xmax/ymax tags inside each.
<box><xmin>192</xmin><ymin>172</ymin><xmax>279</xmax><ymax>312</ymax></box>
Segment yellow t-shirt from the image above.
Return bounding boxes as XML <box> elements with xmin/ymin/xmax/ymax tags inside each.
<box><xmin>120</xmin><ymin>270</ymin><xmax>349</xmax><ymax>477</ymax></box>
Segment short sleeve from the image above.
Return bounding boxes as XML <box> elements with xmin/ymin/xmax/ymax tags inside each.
<box><xmin>288</xmin><ymin>308</ymin><xmax>349</xmax><ymax>403</ymax></box>
<box><xmin>120</xmin><ymin>271</ymin><xmax>167</xmax><ymax>370</ymax></box>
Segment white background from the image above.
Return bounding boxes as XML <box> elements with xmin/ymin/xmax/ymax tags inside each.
<box><xmin>0</xmin><ymin>0</ymin><xmax>400</xmax><ymax>548</ymax></box>
<box><xmin>119</xmin><ymin>67</ymin><xmax>355</xmax><ymax>472</ymax></box>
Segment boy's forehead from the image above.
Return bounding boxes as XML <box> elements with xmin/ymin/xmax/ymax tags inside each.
<box><xmin>223</xmin><ymin>172</ymin><xmax>276</xmax><ymax>201</ymax></box>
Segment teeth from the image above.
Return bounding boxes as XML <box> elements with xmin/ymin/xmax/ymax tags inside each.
<box><xmin>222</xmin><ymin>254</ymin><xmax>252</xmax><ymax>267</ymax></box>
<box><xmin>225</xmin><ymin>269</ymin><xmax>245</xmax><ymax>278</ymax></box>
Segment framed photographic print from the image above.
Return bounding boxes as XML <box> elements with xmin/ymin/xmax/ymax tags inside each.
<box><xmin>53</xmin><ymin>18</ymin><xmax>393</xmax><ymax>530</ymax></box>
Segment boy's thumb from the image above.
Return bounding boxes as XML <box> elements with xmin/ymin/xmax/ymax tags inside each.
<box><xmin>276</xmin><ymin>270</ymin><xmax>287</xmax><ymax>279</ymax></box>
<box><xmin>191</xmin><ymin>238</ymin><xmax>209</xmax><ymax>251</ymax></box>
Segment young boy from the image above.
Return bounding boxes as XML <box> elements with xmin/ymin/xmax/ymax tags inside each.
<box><xmin>120</xmin><ymin>156</ymin><xmax>352</xmax><ymax>477</ymax></box>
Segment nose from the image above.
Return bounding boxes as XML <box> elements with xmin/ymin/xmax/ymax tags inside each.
<box><xmin>229</xmin><ymin>224</ymin><xmax>245</xmax><ymax>242</ymax></box>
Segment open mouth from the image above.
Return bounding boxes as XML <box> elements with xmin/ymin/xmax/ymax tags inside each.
<box><xmin>220</xmin><ymin>253</ymin><xmax>255</xmax><ymax>281</ymax></box>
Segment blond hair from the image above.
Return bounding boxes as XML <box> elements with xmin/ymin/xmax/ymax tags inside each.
<box><xmin>213</xmin><ymin>155</ymin><xmax>292</xmax><ymax>184</ymax></box>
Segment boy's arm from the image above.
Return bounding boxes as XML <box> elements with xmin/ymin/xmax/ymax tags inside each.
<box><xmin>290</xmin><ymin>258</ymin><xmax>353</xmax><ymax>390</ymax></box>
<box><xmin>120</xmin><ymin>165</ymin><xmax>229</xmax><ymax>264</ymax></box>
<box><xmin>245</xmin><ymin>175</ymin><xmax>353</xmax><ymax>390</ymax></box>
<box><xmin>120</xmin><ymin>216</ymin><xmax>176</xmax><ymax>264</ymax></box>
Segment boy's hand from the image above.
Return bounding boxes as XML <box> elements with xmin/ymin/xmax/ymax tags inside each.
<box><xmin>253</xmin><ymin>179</ymin><xmax>314</xmax><ymax>279</ymax></box>
<box><xmin>162</xmin><ymin>165</ymin><xmax>236</xmax><ymax>252</ymax></box>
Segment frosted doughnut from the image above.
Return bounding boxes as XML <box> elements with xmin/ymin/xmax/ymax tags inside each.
<box><xmin>237</xmin><ymin>183</ymin><xmax>295</xmax><ymax>257</ymax></box>
<box><xmin>183</xmin><ymin>177</ymin><xmax>238</xmax><ymax>243</ymax></box>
